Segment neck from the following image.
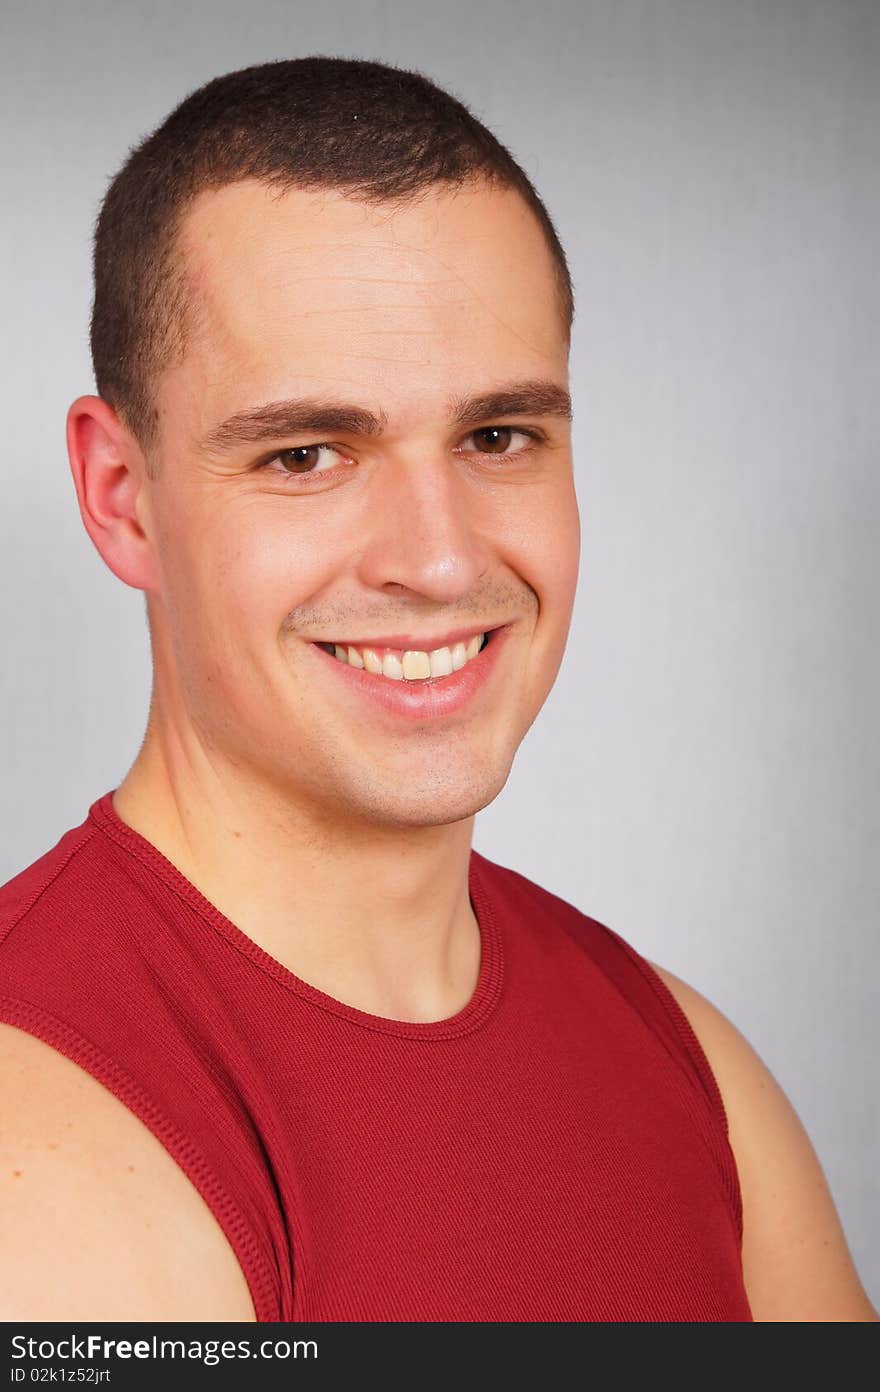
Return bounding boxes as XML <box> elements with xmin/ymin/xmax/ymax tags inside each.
<box><xmin>111</xmin><ymin>718</ymin><xmax>482</xmax><ymax>1024</ymax></box>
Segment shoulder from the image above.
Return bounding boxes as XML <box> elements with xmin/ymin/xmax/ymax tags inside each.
<box><xmin>0</xmin><ymin>1023</ymin><xmax>256</xmax><ymax>1321</ymax></box>
<box><xmin>650</xmin><ymin>962</ymin><xmax>878</xmax><ymax>1322</ymax></box>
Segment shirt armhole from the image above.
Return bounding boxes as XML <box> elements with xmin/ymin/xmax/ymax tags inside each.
<box><xmin>0</xmin><ymin>996</ymin><xmax>281</xmax><ymax>1320</ymax></box>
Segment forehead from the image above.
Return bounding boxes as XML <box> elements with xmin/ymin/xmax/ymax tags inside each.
<box><xmin>167</xmin><ymin>178</ymin><xmax>567</xmax><ymax>437</ymax></box>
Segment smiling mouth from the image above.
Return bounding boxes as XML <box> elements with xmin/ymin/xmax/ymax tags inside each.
<box><xmin>314</xmin><ymin>631</ymin><xmax>492</xmax><ymax>682</ymax></box>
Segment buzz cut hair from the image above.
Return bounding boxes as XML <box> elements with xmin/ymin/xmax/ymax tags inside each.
<box><xmin>89</xmin><ymin>55</ymin><xmax>575</xmax><ymax>461</ymax></box>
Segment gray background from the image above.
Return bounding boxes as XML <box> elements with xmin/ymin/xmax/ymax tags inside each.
<box><xmin>2</xmin><ymin>0</ymin><xmax>877</xmax><ymax>1304</ymax></box>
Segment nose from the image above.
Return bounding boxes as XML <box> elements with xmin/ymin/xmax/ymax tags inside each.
<box><xmin>354</xmin><ymin>447</ymin><xmax>491</xmax><ymax>603</ymax></box>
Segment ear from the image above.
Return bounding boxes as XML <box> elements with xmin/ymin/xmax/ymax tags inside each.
<box><xmin>66</xmin><ymin>395</ymin><xmax>161</xmax><ymax>593</ymax></box>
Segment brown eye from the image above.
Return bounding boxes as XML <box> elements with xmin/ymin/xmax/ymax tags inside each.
<box><xmin>276</xmin><ymin>445</ymin><xmax>324</xmax><ymax>474</ymax></box>
<box><xmin>473</xmin><ymin>426</ymin><xmax>513</xmax><ymax>454</ymax></box>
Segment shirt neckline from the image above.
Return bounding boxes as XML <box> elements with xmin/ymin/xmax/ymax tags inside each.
<box><xmin>87</xmin><ymin>788</ymin><xmax>504</xmax><ymax>1042</ymax></box>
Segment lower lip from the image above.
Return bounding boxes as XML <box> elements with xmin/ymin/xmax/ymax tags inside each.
<box><xmin>308</xmin><ymin>627</ymin><xmax>510</xmax><ymax>722</ymax></box>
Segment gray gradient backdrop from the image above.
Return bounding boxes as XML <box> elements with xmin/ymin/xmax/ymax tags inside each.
<box><xmin>2</xmin><ymin>0</ymin><xmax>877</xmax><ymax>1305</ymax></box>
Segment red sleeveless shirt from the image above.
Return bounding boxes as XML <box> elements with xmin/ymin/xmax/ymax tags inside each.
<box><xmin>0</xmin><ymin>791</ymin><xmax>752</xmax><ymax>1321</ymax></box>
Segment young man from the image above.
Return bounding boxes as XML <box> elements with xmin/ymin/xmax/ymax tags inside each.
<box><xmin>1</xmin><ymin>57</ymin><xmax>875</xmax><ymax>1323</ymax></box>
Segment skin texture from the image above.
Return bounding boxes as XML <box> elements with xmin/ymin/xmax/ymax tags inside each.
<box><xmin>1</xmin><ymin>178</ymin><xmax>875</xmax><ymax>1322</ymax></box>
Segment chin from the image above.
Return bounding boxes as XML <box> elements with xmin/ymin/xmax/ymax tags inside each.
<box><xmin>349</xmin><ymin>760</ymin><xmax>515</xmax><ymax>830</ymax></box>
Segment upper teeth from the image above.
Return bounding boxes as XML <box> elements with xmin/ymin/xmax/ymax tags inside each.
<box><xmin>326</xmin><ymin>633</ymin><xmax>486</xmax><ymax>681</ymax></box>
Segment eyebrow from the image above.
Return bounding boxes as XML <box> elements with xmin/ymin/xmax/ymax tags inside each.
<box><xmin>199</xmin><ymin>379</ymin><xmax>572</xmax><ymax>454</ymax></box>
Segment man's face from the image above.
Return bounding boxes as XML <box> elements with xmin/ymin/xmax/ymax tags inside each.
<box><xmin>140</xmin><ymin>178</ymin><xmax>579</xmax><ymax>830</ymax></box>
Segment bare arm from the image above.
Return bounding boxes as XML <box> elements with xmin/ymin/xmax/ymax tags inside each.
<box><xmin>0</xmin><ymin>1023</ymin><xmax>256</xmax><ymax>1321</ymax></box>
<box><xmin>651</xmin><ymin>963</ymin><xmax>879</xmax><ymax>1322</ymax></box>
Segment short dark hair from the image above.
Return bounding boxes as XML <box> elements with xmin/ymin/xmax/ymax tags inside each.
<box><xmin>90</xmin><ymin>56</ymin><xmax>574</xmax><ymax>458</ymax></box>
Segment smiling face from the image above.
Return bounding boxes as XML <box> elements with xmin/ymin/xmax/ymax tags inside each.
<box><xmin>138</xmin><ymin>177</ymin><xmax>580</xmax><ymax>830</ymax></box>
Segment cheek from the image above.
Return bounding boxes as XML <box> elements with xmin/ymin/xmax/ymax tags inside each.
<box><xmin>189</xmin><ymin>502</ymin><xmax>341</xmax><ymax>632</ymax></box>
<box><xmin>509</xmin><ymin>479</ymin><xmax>581</xmax><ymax>621</ymax></box>
<box><xmin>545</xmin><ymin>487</ymin><xmax>581</xmax><ymax>604</ymax></box>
